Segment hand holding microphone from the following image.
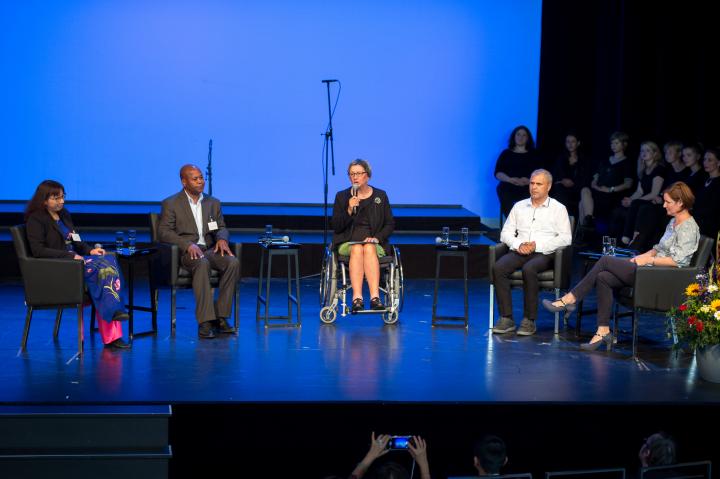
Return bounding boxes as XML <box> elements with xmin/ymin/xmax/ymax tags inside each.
<box><xmin>349</xmin><ymin>185</ymin><xmax>360</xmax><ymax>215</ymax></box>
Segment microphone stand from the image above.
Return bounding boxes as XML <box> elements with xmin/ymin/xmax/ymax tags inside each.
<box><xmin>322</xmin><ymin>80</ymin><xmax>337</xmax><ymax>247</ymax></box>
<box><xmin>206</xmin><ymin>139</ymin><xmax>213</xmax><ymax>196</ymax></box>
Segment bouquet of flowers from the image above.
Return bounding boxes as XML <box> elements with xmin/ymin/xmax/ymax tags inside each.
<box><xmin>669</xmin><ymin>261</ymin><xmax>720</xmax><ymax>350</ymax></box>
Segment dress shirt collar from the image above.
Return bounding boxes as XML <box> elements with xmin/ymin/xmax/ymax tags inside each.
<box><xmin>521</xmin><ymin>196</ymin><xmax>551</xmax><ymax>208</ymax></box>
<box><xmin>184</xmin><ymin>190</ymin><xmax>204</xmax><ymax>205</ymax></box>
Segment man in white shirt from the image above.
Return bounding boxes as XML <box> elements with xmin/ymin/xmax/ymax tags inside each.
<box><xmin>492</xmin><ymin>169</ymin><xmax>572</xmax><ymax>335</ymax></box>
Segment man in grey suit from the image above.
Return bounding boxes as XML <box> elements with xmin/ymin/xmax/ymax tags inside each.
<box><xmin>158</xmin><ymin>164</ymin><xmax>240</xmax><ymax>339</ymax></box>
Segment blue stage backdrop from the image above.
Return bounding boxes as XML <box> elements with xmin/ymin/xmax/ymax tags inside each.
<box><xmin>2</xmin><ymin>0</ymin><xmax>541</xmax><ymax>220</ymax></box>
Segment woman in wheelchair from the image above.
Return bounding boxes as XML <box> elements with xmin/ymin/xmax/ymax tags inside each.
<box><xmin>332</xmin><ymin>159</ymin><xmax>395</xmax><ymax>313</ymax></box>
<box><xmin>25</xmin><ymin>180</ymin><xmax>131</xmax><ymax>349</ymax></box>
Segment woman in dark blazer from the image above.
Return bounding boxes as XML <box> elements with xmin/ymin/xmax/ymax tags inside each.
<box><xmin>25</xmin><ymin>180</ymin><xmax>130</xmax><ymax>349</ymax></box>
<box><xmin>332</xmin><ymin>159</ymin><xmax>395</xmax><ymax>313</ymax></box>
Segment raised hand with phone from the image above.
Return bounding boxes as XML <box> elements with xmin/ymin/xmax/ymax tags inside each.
<box><xmin>349</xmin><ymin>432</ymin><xmax>431</xmax><ymax>479</ymax></box>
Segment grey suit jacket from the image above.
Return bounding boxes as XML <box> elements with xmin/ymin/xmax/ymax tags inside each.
<box><xmin>158</xmin><ymin>190</ymin><xmax>230</xmax><ymax>254</ymax></box>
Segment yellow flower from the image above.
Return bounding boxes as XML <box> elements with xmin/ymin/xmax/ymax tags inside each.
<box><xmin>685</xmin><ymin>283</ymin><xmax>701</xmax><ymax>296</ymax></box>
<box><xmin>712</xmin><ymin>299</ymin><xmax>720</xmax><ymax>311</ymax></box>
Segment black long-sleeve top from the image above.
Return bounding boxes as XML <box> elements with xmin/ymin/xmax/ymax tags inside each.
<box><xmin>331</xmin><ymin>186</ymin><xmax>394</xmax><ymax>253</ymax></box>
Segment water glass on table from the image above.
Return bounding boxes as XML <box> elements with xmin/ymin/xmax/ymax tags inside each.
<box><xmin>602</xmin><ymin>236</ymin><xmax>616</xmax><ymax>256</ymax></box>
<box><xmin>128</xmin><ymin>229</ymin><xmax>136</xmax><ymax>255</ymax></box>
<box><xmin>441</xmin><ymin>226</ymin><xmax>450</xmax><ymax>245</ymax></box>
<box><xmin>115</xmin><ymin>231</ymin><xmax>125</xmax><ymax>254</ymax></box>
<box><xmin>461</xmin><ymin>227</ymin><xmax>469</xmax><ymax>246</ymax></box>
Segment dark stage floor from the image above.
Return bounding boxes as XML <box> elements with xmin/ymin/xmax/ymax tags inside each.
<box><xmin>2</xmin><ymin>277</ymin><xmax>718</xmax><ymax>405</ymax></box>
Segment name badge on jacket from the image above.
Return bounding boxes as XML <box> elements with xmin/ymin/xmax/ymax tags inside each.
<box><xmin>71</xmin><ymin>232</ymin><xmax>81</xmax><ymax>242</ymax></box>
<box><xmin>208</xmin><ymin>221</ymin><xmax>218</xmax><ymax>231</ymax></box>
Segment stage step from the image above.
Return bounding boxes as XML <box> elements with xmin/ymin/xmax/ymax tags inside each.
<box><xmin>0</xmin><ymin>405</ymin><xmax>172</xmax><ymax>479</ymax></box>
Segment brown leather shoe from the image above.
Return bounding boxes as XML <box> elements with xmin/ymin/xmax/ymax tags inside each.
<box><xmin>215</xmin><ymin>318</ymin><xmax>235</xmax><ymax>334</ymax></box>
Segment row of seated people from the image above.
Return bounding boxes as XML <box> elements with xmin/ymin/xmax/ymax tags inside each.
<box><xmin>21</xmin><ymin>160</ymin><xmax>391</xmax><ymax>349</ymax></box>
<box><xmin>335</xmin><ymin>431</ymin><xmax>680</xmax><ymax>479</ymax></box>
<box><xmin>491</xmin><ymin>170</ymin><xmax>702</xmax><ymax>351</ymax></box>
<box><xmin>495</xmin><ymin>127</ymin><xmax>720</xmax><ymax>251</ymax></box>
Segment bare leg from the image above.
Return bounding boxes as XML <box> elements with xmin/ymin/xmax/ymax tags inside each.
<box><xmin>363</xmin><ymin>243</ymin><xmax>380</xmax><ymax>298</ymax></box>
<box><xmin>349</xmin><ymin>244</ymin><xmax>365</xmax><ymax>300</ymax></box>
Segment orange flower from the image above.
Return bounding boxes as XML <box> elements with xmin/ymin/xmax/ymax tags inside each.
<box><xmin>711</xmin><ymin>299</ymin><xmax>720</xmax><ymax>311</ymax></box>
<box><xmin>685</xmin><ymin>283</ymin><xmax>701</xmax><ymax>296</ymax></box>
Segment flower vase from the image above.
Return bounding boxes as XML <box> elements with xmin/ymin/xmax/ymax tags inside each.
<box><xmin>696</xmin><ymin>344</ymin><xmax>720</xmax><ymax>383</ymax></box>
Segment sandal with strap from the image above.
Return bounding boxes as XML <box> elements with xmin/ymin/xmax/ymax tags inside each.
<box><xmin>351</xmin><ymin>298</ymin><xmax>364</xmax><ymax>314</ymax></box>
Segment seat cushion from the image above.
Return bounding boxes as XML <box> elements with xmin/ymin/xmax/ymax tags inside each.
<box><xmin>178</xmin><ymin>267</ymin><xmax>221</xmax><ymax>279</ymax></box>
<box><xmin>509</xmin><ymin>270</ymin><xmax>554</xmax><ymax>281</ymax></box>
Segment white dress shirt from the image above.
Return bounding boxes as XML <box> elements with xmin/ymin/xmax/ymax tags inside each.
<box><xmin>500</xmin><ymin>196</ymin><xmax>572</xmax><ymax>255</ymax></box>
<box><xmin>185</xmin><ymin>191</ymin><xmax>206</xmax><ymax>246</ymax></box>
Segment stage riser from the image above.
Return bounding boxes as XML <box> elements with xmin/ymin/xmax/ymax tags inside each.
<box><xmin>0</xmin><ymin>406</ymin><xmax>172</xmax><ymax>479</ymax></box>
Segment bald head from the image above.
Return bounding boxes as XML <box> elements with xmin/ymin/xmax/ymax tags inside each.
<box><xmin>180</xmin><ymin>164</ymin><xmax>205</xmax><ymax>197</ymax></box>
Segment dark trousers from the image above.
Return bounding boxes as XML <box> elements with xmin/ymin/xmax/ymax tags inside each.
<box><xmin>571</xmin><ymin>255</ymin><xmax>636</xmax><ymax>327</ymax></box>
<box><xmin>621</xmin><ymin>198</ymin><xmax>653</xmax><ymax>239</ymax></box>
<box><xmin>181</xmin><ymin>248</ymin><xmax>240</xmax><ymax>324</ymax></box>
<box><xmin>493</xmin><ymin>251</ymin><xmax>554</xmax><ymax>320</ymax></box>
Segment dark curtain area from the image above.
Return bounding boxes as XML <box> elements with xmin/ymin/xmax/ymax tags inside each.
<box><xmin>537</xmin><ymin>0</ymin><xmax>720</xmax><ymax>165</ymax></box>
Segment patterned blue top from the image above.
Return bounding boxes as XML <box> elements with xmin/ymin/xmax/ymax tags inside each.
<box><xmin>653</xmin><ymin>217</ymin><xmax>700</xmax><ymax>267</ymax></box>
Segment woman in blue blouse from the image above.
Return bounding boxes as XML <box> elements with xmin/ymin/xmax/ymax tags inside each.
<box><xmin>25</xmin><ymin>180</ymin><xmax>131</xmax><ymax>349</ymax></box>
<box><xmin>543</xmin><ymin>182</ymin><xmax>700</xmax><ymax>350</ymax></box>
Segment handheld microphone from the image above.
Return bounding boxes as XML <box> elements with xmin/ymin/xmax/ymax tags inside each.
<box><xmin>263</xmin><ymin>235</ymin><xmax>291</xmax><ymax>244</ymax></box>
<box><xmin>351</xmin><ymin>185</ymin><xmax>359</xmax><ymax>215</ymax></box>
<box><xmin>435</xmin><ymin>237</ymin><xmax>464</xmax><ymax>245</ymax></box>
<box><xmin>321</xmin><ymin>79</ymin><xmax>339</xmax><ymax>83</ymax></box>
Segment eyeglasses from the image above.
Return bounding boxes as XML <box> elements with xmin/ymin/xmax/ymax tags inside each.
<box><xmin>49</xmin><ymin>195</ymin><xmax>66</xmax><ymax>201</ymax></box>
<box><xmin>348</xmin><ymin>171</ymin><xmax>367</xmax><ymax>177</ymax></box>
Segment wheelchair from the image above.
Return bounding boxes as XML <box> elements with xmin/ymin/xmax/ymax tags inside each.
<box><xmin>318</xmin><ymin>244</ymin><xmax>404</xmax><ymax>324</ymax></box>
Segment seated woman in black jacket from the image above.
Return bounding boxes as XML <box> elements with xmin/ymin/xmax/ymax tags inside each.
<box><xmin>332</xmin><ymin>159</ymin><xmax>395</xmax><ymax>313</ymax></box>
<box><xmin>25</xmin><ymin>180</ymin><xmax>130</xmax><ymax>349</ymax></box>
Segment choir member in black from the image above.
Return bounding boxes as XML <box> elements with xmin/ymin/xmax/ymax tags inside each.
<box><xmin>693</xmin><ymin>148</ymin><xmax>720</xmax><ymax>241</ymax></box>
<box><xmin>494</xmin><ymin>125</ymin><xmax>543</xmax><ymax>219</ymax></box>
<box><xmin>579</xmin><ymin>131</ymin><xmax>635</xmax><ymax>227</ymax></box>
<box><xmin>551</xmin><ymin>132</ymin><xmax>590</xmax><ymax>219</ymax></box>
<box><xmin>682</xmin><ymin>143</ymin><xmax>707</xmax><ymax>195</ymax></box>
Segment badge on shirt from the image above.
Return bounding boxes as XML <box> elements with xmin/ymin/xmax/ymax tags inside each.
<box><xmin>71</xmin><ymin>232</ymin><xmax>82</xmax><ymax>242</ymax></box>
<box><xmin>208</xmin><ymin>221</ymin><xmax>218</xmax><ymax>231</ymax></box>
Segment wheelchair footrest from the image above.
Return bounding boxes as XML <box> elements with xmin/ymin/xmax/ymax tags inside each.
<box><xmin>351</xmin><ymin>309</ymin><xmax>391</xmax><ymax>315</ymax></box>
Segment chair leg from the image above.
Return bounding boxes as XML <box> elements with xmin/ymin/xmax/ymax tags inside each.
<box><xmin>234</xmin><ymin>282</ymin><xmax>239</xmax><ymax>331</ymax></box>
<box><xmin>54</xmin><ymin>308</ymin><xmax>63</xmax><ymax>339</ymax></box>
<box><xmin>554</xmin><ymin>288</ymin><xmax>560</xmax><ymax>335</ymax></box>
<box><xmin>77</xmin><ymin>304</ymin><xmax>84</xmax><ymax>356</ymax></box>
<box><xmin>170</xmin><ymin>288</ymin><xmax>177</xmax><ymax>337</ymax></box>
<box><xmin>90</xmin><ymin>302</ymin><xmax>97</xmax><ymax>331</ymax></box>
<box><xmin>21</xmin><ymin>306</ymin><xmax>33</xmax><ymax>350</ymax></box>
<box><xmin>489</xmin><ymin>284</ymin><xmax>495</xmax><ymax>333</ymax></box>
<box><xmin>632</xmin><ymin>309</ymin><xmax>638</xmax><ymax>360</ymax></box>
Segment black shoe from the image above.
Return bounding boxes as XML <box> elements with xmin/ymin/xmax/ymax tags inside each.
<box><xmin>112</xmin><ymin>311</ymin><xmax>129</xmax><ymax>322</ymax></box>
<box><xmin>198</xmin><ymin>322</ymin><xmax>216</xmax><ymax>339</ymax></box>
<box><xmin>370</xmin><ymin>297</ymin><xmax>385</xmax><ymax>310</ymax></box>
<box><xmin>580</xmin><ymin>333</ymin><xmax>613</xmax><ymax>351</ymax></box>
<box><xmin>351</xmin><ymin>298</ymin><xmax>364</xmax><ymax>314</ymax></box>
<box><xmin>104</xmin><ymin>338</ymin><xmax>131</xmax><ymax>349</ymax></box>
<box><xmin>542</xmin><ymin>298</ymin><xmax>577</xmax><ymax>314</ymax></box>
<box><xmin>215</xmin><ymin>318</ymin><xmax>235</xmax><ymax>334</ymax></box>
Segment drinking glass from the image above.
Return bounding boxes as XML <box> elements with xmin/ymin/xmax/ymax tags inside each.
<box><xmin>115</xmin><ymin>231</ymin><xmax>125</xmax><ymax>254</ymax></box>
<box><xmin>461</xmin><ymin>227</ymin><xmax>469</xmax><ymax>246</ymax></box>
<box><xmin>128</xmin><ymin>229</ymin><xmax>136</xmax><ymax>255</ymax></box>
<box><xmin>441</xmin><ymin>226</ymin><xmax>450</xmax><ymax>244</ymax></box>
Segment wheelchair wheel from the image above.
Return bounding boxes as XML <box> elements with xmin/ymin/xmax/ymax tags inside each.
<box><xmin>319</xmin><ymin>247</ymin><xmax>337</xmax><ymax>307</ymax></box>
<box><xmin>383</xmin><ymin>310</ymin><xmax>399</xmax><ymax>325</ymax></box>
<box><xmin>320</xmin><ymin>306</ymin><xmax>337</xmax><ymax>324</ymax></box>
<box><xmin>393</xmin><ymin>247</ymin><xmax>405</xmax><ymax>312</ymax></box>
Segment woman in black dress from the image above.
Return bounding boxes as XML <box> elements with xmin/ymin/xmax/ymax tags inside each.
<box><xmin>494</xmin><ymin>125</ymin><xmax>543</xmax><ymax>219</ymax></box>
<box><xmin>332</xmin><ymin>159</ymin><xmax>395</xmax><ymax>313</ymax></box>
<box><xmin>551</xmin><ymin>132</ymin><xmax>589</xmax><ymax>219</ymax></box>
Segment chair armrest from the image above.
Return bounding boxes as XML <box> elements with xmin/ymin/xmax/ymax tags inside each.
<box><xmin>152</xmin><ymin>242</ymin><xmax>180</xmax><ymax>286</ymax></box>
<box><xmin>553</xmin><ymin>245</ymin><xmax>573</xmax><ymax>289</ymax></box>
<box><xmin>18</xmin><ymin>257</ymin><xmax>85</xmax><ymax>306</ymax></box>
<box><xmin>633</xmin><ymin>266</ymin><xmax>701</xmax><ymax>311</ymax></box>
<box><xmin>488</xmin><ymin>243</ymin><xmax>509</xmax><ymax>284</ymax></box>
